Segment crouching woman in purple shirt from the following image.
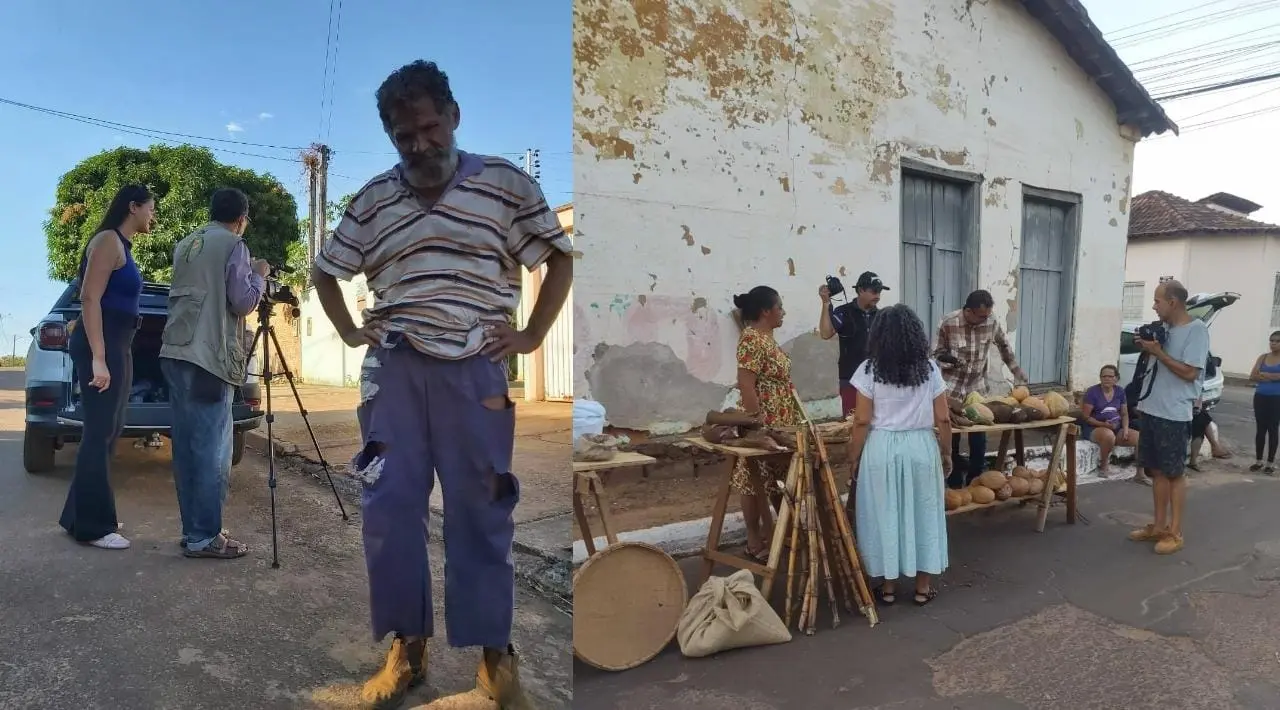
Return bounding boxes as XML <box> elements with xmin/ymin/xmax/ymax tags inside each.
<box><xmin>1081</xmin><ymin>364</ymin><xmax>1140</xmax><ymax>476</ymax></box>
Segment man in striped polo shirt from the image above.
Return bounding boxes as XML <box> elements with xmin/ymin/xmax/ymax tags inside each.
<box><xmin>311</xmin><ymin>60</ymin><xmax>572</xmax><ymax>710</ymax></box>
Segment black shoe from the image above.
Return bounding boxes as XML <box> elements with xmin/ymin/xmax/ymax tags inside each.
<box><xmin>1250</xmin><ymin>462</ymin><xmax>1264</xmax><ymax>472</ymax></box>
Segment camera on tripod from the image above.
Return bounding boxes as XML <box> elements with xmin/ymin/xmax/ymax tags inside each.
<box><xmin>261</xmin><ymin>264</ymin><xmax>301</xmax><ymax>318</ymax></box>
<box><xmin>1137</xmin><ymin>320</ymin><xmax>1168</xmax><ymax>345</ymax></box>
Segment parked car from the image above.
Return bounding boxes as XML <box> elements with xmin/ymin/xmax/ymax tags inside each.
<box><xmin>1117</xmin><ymin>291</ymin><xmax>1238</xmax><ymax>409</ymax></box>
<box><xmin>23</xmin><ymin>280</ymin><xmax>265</xmax><ymax>474</ymax></box>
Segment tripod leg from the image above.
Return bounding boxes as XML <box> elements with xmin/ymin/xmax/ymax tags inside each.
<box><xmin>266</xmin><ymin>326</ymin><xmax>350</xmax><ymax>520</ymax></box>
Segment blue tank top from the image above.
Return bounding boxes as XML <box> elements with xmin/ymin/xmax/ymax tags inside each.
<box><xmin>1259</xmin><ymin>359</ymin><xmax>1280</xmax><ymax>396</ymax></box>
<box><xmin>78</xmin><ymin>230</ymin><xmax>143</xmax><ymax>317</ymax></box>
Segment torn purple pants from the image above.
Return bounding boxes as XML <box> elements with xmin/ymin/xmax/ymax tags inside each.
<box><xmin>354</xmin><ymin>335</ymin><xmax>518</xmax><ymax>649</ymax></box>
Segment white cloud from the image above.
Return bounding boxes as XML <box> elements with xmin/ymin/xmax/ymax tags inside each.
<box><xmin>226</xmin><ymin>122</ymin><xmax>245</xmax><ymax>133</ymax></box>
<box><xmin>258</xmin><ymin>112</ymin><xmax>274</xmax><ymax>120</ymax></box>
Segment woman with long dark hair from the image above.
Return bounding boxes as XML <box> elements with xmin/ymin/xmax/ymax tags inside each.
<box><xmin>731</xmin><ymin>286</ymin><xmax>802</xmax><ymax>562</ymax></box>
<box><xmin>1249</xmin><ymin>330</ymin><xmax>1280</xmax><ymax>474</ymax></box>
<box><xmin>59</xmin><ymin>184</ymin><xmax>153</xmax><ymax>550</ymax></box>
<box><xmin>846</xmin><ymin>303</ymin><xmax>950</xmax><ymax>606</ymax></box>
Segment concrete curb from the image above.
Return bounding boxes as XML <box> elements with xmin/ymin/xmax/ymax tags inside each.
<box><xmin>242</xmin><ymin>430</ymin><xmax>573</xmax><ymax>612</ymax></box>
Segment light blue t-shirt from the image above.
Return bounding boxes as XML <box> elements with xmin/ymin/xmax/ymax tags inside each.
<box><xmin>1136</xmin><ymin>319</ymin><xmax>1210</xmax><ymax>423</ymax></box>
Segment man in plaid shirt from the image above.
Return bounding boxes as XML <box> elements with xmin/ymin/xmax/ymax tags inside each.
<box><xmin>933</xmin><ymin>289</ymin><xmax>1027</xmax><ymax>487</ymax></box>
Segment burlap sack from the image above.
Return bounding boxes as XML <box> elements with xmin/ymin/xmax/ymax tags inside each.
<box><xmin>676</xmin><ymin>569</ymin><xmax>791</xmax><ymax>657</ymax></box>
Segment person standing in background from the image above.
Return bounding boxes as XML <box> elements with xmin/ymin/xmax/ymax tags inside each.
<box><xmin>1248</xmin><ymin>331</ymin><xmax>1280</xmax><ymax>474</ymax></box>
<box><xmin>59</xmin><ymin>184</ymin><xmax>153</xmax><ymax>551</ymax></box>
<box><xmin>819</xmin><ymin>271</ymin><xmax>885</xmax><ymax>418</ymax></box>
<box><xmin>161</xmin><ymin>187</ymin><xmax>268</xmax><ymax>560</ymax></box>
<box><xmin>932</xmin><ymin>289</ymin><xmax>1027</xmax><ymax>488</ymax></box>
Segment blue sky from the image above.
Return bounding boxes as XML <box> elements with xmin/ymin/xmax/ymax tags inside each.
<box><xmin>0</xmin><ymin>0</ymin><xmax>570</xmax><ymax>348</ymax></box>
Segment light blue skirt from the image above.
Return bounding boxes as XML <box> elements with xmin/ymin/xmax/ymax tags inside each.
<box><xmin>855</xmin><ymin>428</ymin><xmax>949</xmax><ymax>580</ymax></box>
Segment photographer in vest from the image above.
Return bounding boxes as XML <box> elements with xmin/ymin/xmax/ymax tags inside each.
<box><xmin>160</xmin><ymin>188</ymin><xmax>269</xmax><ymax>559</ymax></box>
<box><xmin>1127</xmin><ymin>280</ymin><xmax>1209</xmax><ymax>556</ymax></box>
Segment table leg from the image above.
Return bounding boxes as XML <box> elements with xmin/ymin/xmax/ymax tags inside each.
<box><xmin>1035</xmin><ymin>423</ymin><xmax>1070</xmax><ymax>533</ymax></box>
<box><xmin>701</xmin><ymin>455</ymin><xmax>738</xmax><ymax>585</ymax></box>
<box><xmin>572</xmin><ymin>493</ymin><xmax>597</xmax><ymax>557</ymax></box>
<box><xmin>1014</xmin><ymin>429</ymin><xmax>1027</xmax><ymax>466</ymax></box>
<box><xmin>589</xmin><ymin>477</ymin><xmax>620</xmax><ymax>546</ymax></box>
<box><xmin>1065</xmin><ymin>429</ymin><xmax>1078</xmax><ymax>524</ymax></box>
<box><xmin>995</xmin><ymin>431</ymin><xmax>1012</xmax><ymax>471</ymax></box>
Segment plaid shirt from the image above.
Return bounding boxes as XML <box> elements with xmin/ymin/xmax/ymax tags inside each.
<box><xmin>932</xmin><ymin>309</ymin><xmax>1018</xmax><ymax>399</ymax></box>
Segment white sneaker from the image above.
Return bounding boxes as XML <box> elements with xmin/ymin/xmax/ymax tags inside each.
<box><xmin>88</xmin><ymin>533</ymin><xmax>131</xmax><ymax>550</ymax></box>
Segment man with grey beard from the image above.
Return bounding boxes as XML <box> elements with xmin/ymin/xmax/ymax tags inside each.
<box><xmin>311</xmin><ymin>60</ymin><xmax>573</xmax><ymax>709</ymax></box>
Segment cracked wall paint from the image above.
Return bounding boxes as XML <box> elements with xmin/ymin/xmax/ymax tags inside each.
<box><xmin>574</xmin><ymin>0</ymin><xmax>1139</xmax><ymax>430</ymax></box>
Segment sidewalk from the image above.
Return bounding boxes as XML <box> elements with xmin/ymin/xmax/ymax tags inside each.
<box><xmin>243</xmin><ymin>380</ymin><xmax>573</xmax><ymax>601</ymax></box>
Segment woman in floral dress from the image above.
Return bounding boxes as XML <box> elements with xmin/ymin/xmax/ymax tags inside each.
<box><xmin>732</xmin><ymin>286</ymin><xmax>803</xmax><ymax>561</ymax></box>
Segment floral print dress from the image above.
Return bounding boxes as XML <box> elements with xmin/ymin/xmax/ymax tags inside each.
<box><xmin>732</xmin><ymin>326</ymin><xmax>803</xmax><ymax>495</ymax></box>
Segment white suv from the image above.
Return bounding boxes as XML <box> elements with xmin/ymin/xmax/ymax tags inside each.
<box><xmin>1117</xmin><ymin>291</ymin><xmax>1237</xmax><ymax>408</ymax></box>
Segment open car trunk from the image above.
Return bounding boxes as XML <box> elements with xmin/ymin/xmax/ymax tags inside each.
<box><xmin>63</xmin><ymin>314</ymin><xmax>246</xmax><ymax>428</ymax></box>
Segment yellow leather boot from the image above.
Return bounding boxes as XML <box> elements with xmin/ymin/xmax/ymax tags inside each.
<box><xmin>360</xmin><ymin>635</ymin><xmax>427</xmax><ymax>709</ymax></box>
<box><xmin>475</xmin><ymin>645</ymin><xmax>536</xmax><ymax>710</ymax></box>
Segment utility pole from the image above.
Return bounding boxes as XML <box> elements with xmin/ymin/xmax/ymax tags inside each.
<box><xmin>523</xmin><ymin>148</ymin><xmax>541</xmax><ymax>183</ymax></box>
<box><xmin>302</xmin><ymin>143</ymin><xmax>331</xmax><ymax>288</ymax></box>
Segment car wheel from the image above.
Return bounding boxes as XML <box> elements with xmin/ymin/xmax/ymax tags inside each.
<box><xmin>23</xmin><ymin>427</ymin><xmax>56</xmax><ymax>473</ymax></box>
<box><xmin>232</xmin><ymin>430</ymin><xmax>246</xmax><ymax>466</ymax></box>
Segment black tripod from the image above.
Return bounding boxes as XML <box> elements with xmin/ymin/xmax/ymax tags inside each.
<box><xmin>247</xmin><ymin>296</ymin><xmax>349</xmax><ymax>568</ymax></box>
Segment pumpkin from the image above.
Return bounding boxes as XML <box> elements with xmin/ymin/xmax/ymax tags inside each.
<box><xmin>963</xmin><ymin>403</ymin><xmax>995</xmax><ymax>426</ymax></box>
<box><xmin>985</xmin><ymin>402</ymin><xmax>1015</xmax><ymax>424</ymax></box>
<box><xmin>1010</xmin><ymin>385</ymin><xmax>1031</xmax><ymax>402</ymax></box>
<box><xmin>1043</xmin><ymin>391</ymin><xmax>1071</xmax><ymax>418</ymax></box>
<box><xmin>1028</xmin><ymin>478</ymin><xmax>1045</xmax><ymax>495</ymax></box>
<box><xmin>1009</xmin><ymin>406</ymin><xmax>1029</xmax><ymax>424</ymax></box>
<box><xmin>1012</xmin><ymin>465</ymin><xmax>1033</xmax><ymax>479</ymax></box>
<box><xmin>977</xmin><ymin>470</ymin><xmax>1008</xmax><ymax>490</ymax></box>
<box><xmin>1031</xmin><ymin>468</ymin><xmax>1048</xmax><ymax>481</ymax></box>
<box><xmin>1022</xmin><ymin>397</ymin><xmax>1050</xmax><ymax>419</ymax></box>
<box><xmin>947</xmin><ymin>396</ymin><xmax>966</xmax><ymax>414</ymax></box>
<box><xmin>945</xmin><ymin>488</ymin><xmax>965</xmax><ymax>511</ymax></box>
<box><xmin>963</xmin><ymin>391</ymin><xmax>986</xmax><ymax>409</ymax></box>
<box><xmin>958</xmin><ymin>487</ymin><xmax>973</xmax><ymax>505</ymax></box>
<box><xmin>969</xmin><ymin>484</ymin><xmax>996</xmax><ymax>504</ymax></box>
<box><xmin>995</xmin><ymin>483</ymin><xmax>1013</xmax><ymax>500</ymax></box>
<box><xmin>1008</xmin><ymin>476</ymin><xmax>1030</xmax><ymax>496</ymax></box>
<box><xmin>950</xmin><ymin>411</ymin><xmax>973</xmax><ymax>429</ymax></box>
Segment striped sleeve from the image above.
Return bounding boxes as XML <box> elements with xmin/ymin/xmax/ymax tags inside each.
<box><xmin>507</xmin><ymin>175</ymin><xmax>572</xmax><ymax>270</ymax></box>
<box><xmin>314</xmin><ymin>198</ymin><xmax>370</xmax><ymax>282</ymax></box>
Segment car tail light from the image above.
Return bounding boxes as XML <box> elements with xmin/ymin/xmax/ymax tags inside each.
<box><xmin>37</xmin><ymin>322</ymin><xmax>68</xmax><ymax>350</ymax></box>
<box><xmin>245</xmin><ymin>398</ymin><xmax>261</xmax><ymax>408</ymax></box>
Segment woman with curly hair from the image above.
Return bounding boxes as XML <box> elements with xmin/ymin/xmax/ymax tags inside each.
<box><xmin>731</xmin><ymin>286</ymin><xmax>802</xmax><ymax>562</ymax></box>
<box><xmin>846</xmin><ymin>303</ymin><xmax>951</xmax><ymax>606</ymax></box>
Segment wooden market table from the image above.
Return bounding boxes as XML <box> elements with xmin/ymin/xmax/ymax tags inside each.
<box><xmin>684</xmin><ymin>436</ymin><xmax>792</xmax><ymax>589</ymax></box>
<box><xmin>949</xmin><ymin>415</ymin><xmax>1080</xmax><ymax>532</ymax></box>
<box><xmin>572</xmin><ymin>451</ymin><xmax>657</xmax><ymax>556</ymax></box>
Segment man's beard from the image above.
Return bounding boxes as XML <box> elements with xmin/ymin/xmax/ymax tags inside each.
<box><xmin>402</xmin><ymin>139</ymin><xmax>459</xmax><ymax>189</ymax></box>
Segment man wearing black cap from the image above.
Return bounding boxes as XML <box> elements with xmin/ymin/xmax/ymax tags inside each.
<box><xmin>819</xmin><ymin>271</ymin><xmax>886</xmax><ymax>417</ymax></box>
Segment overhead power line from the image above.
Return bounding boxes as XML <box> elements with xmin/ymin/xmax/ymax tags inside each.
<box><xmin>1105</xmin><ymin>0</ymin><xmax>1235</xmax><ymax>37</ymax></box>
<box><xmin>1152</xmin><ymin>69</ymin><xmax>1280</xmax><ymax>101</ymax></box>
<box><xmin>0</xmin><ymin>96</ymin><xmax>308</xmax><ymax>153</ymax></box>
<box><xmin>1110</xmin><ymin>0</ymin><xmax>1280</xmax><ymax>48</ymax></box>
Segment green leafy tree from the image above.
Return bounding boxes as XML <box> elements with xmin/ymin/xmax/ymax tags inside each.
<box><xmin>44</xmin><ymin>144</ymin><xmax>301</xmax><ymax>283</ymax></box>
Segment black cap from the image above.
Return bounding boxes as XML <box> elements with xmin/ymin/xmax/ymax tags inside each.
<box><xmin>855</xmin><ymin>271</ymin><xmax>889</xmax><ymax>291</ymax></box>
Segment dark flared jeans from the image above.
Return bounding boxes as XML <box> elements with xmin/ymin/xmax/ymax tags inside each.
<box><xmin>59</xmin><ymin>309</ymin><xmax>135</xmax><ymax>541</ymax></box>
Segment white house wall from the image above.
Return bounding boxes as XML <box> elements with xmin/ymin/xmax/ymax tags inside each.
<box><xmin>297</xmin><ymin>277</ymin><xmax>370</xmax><ymax>387</ymax></box>
<box><xmin>1123</xmin><ymin>237</ymin><xmax>1190</xmax><ymax>320</ymax></box>
<box><xmin>574</xmin><ymin>0</ymin><xmax>1138</xmax><ymax>431</ymax></box>
<box><xmin>1186</xmin><ymin>234</ymin><xmax>1279</xmax><ymax>378</ymax></box>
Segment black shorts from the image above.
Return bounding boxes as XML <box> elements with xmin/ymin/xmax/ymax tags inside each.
<box><xmin>1137</xmin><ymin>413</ymin><xmax>1190</xmax><ymax>478</ymax></box>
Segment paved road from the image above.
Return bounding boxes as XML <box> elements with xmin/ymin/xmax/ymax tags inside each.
<box><xmin>0</xmin><ymin>371</ymin><xmax>571</xmax><ymax>710</ymax></box>
<box><xmin>574</xmin><ymin>384</ymin><xmax>1280</xmax><ymax>709</ymax></box>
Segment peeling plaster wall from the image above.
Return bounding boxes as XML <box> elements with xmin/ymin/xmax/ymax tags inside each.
<box><xmin>573</xmin><ymin>0</ymin><xmax>1138</xmax><ymax>431</ymax></box>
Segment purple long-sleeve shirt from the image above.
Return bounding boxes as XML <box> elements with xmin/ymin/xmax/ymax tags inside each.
<box><xmin>225</xmin><ymin>241</ymin><xmax>266</xmax><ymax>316</ymax></box>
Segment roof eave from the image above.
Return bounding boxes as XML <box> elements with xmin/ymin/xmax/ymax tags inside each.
<box><xmin>1021</xmin><ymin>0</ymin><xmax>1179</xmax><ymax>138</ymax></box>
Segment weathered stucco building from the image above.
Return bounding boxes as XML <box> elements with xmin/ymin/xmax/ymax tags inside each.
<box><xmin>572</xmin><ymin>0</ymin><xmax>1176</xmax><ymax>432</ymax></box>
